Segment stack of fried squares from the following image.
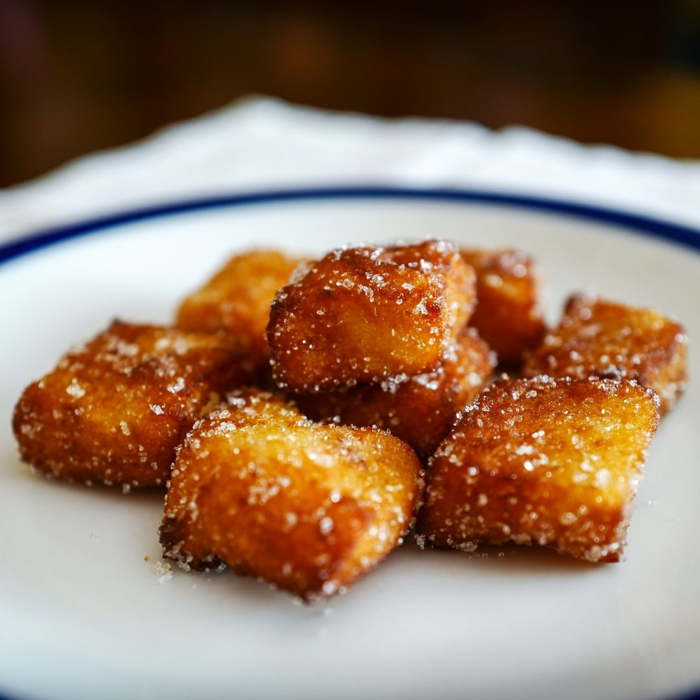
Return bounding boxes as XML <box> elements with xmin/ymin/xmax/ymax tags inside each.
<box><xmin>13</xmin><ymin>239</ymin><xmax>688</xmax><ymax>601</ymax></box>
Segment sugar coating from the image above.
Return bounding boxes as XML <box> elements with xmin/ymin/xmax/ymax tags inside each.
<box><xmin>523</xmin><ymin>294</ymin><xmax>688</xmax><ymax>415</ymax></box>
<box><xmin>417</xmin><ymin>376</ymin><xmax>659</xmax><ymax>562</ymax></box>
<box><xmin>176</xmin><ymin>249</ymin><xmax>304</xmax><ymax>372</ymax></box>
<box><xmin>12</xmin><ymin>321</ymin><xmax>258</xmax><ymax>488</ymax></box>
<box><xmin>267</xmin><ymin>240</ymin><xmax>476</xmax><ymax>392</ymax></box>
<box><xmin>160</xmin><ymin>389</ymin><xmax>424</xmax><ymax>601</ymax></box>
<box><xmin>297</xmin><ymin>327</ymin><xmax>495</xmax><ymax>459</ymax></box>
<box><xmin>460</xmin><ymin>248</ymin><xmax>545</xmax><ymax>366</ymax></box>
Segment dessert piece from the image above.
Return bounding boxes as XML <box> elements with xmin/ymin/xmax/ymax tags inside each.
<box><xmin>267</xmin><ymin>240</ymin><xmax>476</xmax><ymax>392</ymax></box>
<box><xmin>13</xmin><ymin>321</ymin><xmax>256</xmax><ymax>488</ymax></box>
<box><xmin>523</xmin><ymin>294</ymin><xmax>688</xmax><ymax>414</ymax></box>
<box><xmin>160</xmin><ymin>389</ymin><xmax>423</xmax><ymax>600</ymax></box>
<box><xmin>417</xmin><ymin>376</ymin><xmax>659</xmax><ymax>562</ymax></box>
<box><xmin>176</xmin><ymin>249</ymin><xmax>303</xmax><ymax>370</ymax></box>
<box><xmin>297</xmin><ymin>327</ymin><xmax>495</xmax><ymax>459</ymax></box>
<box><xmin>460</xmin><ymin>248</ymin><xmax>545</xmax><ymax>366</ymax></box>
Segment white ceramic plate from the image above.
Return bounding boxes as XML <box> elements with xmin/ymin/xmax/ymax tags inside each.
<box><xmin>1</xmin><ymin>188</ymin><xmax>698</xmax><ymax>700</ymax></box>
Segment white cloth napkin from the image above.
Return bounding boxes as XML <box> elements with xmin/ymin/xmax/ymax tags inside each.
<box><xmin>2</xmin><ymin>95</ymin><xmax>700</xmax><ymax>244</ymax></box>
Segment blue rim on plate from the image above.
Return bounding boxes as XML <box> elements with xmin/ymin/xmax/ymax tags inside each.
<box><xmin>1</xmin><ymin>186</ymin><xmax>699</xmax><ymax>267</ymax></box>
<box><xmin>0</xmin><ymin>185</ymin><xmax>698</xmax><ymax>700</ymax></box>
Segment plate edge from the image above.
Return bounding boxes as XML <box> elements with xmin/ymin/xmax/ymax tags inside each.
<box><xmin>1</xmin><ymin>186</ymin><xmax>699</xmax><ymax>267</ymax></box>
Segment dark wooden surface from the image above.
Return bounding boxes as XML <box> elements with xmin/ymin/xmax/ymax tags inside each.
<box><xmin>1</xmin><ymin>0</ymin><xmax>700</xmax><ymax>187</ymax></box>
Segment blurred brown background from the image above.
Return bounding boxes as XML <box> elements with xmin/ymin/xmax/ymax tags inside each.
<box><xmin>1</xmin><ymin>0</ymin><xmax>700</xmax><ymax>188</ymax></box>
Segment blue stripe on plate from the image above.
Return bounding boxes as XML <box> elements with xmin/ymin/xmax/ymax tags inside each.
<box><xmin>0</xmin><ymin>186</ymin><xmax>699</xmax><ymax>267</ymax></box>
<box><xmin>0</xmin><ymin>186</ymin><xmax>698</xmax><ymax>700</ymax></box>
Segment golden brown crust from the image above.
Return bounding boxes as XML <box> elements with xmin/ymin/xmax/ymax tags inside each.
<box><xmin>267</xmin><ymin>240</ymin><xmax>476</xmax><ymax>392</ymax></box>
<box><xmin>297</xmin><ymin>327</ymin><xmax>495</xmax><ymax>459</ymax></box>
<box><xmin>176</xmin><ymin>249</ymin><xmax>303</xmax><ymax>371</ymax></box>
<box><xmin>416</xmin><ymin>376</ymin><xmax>659</xmax><ymax>562</ymax></box>
<box><xmin>160</xmin><ymin>389</ymin><xmax>423</xmax><ymax>601</ymax></box>
<box><xmin>523</xmin><ymin>294</ymin><xmax>688</xmax><ymax>414</ymax></box>
<box><xmin>12</xmin><ymin>321</ymin><xmax>257</xmax><ymax>488</ymax></box>
<box><xmin>460</xmin><ymin>248</ymin><xmax>546</xmax><ymax>367</ymax></box>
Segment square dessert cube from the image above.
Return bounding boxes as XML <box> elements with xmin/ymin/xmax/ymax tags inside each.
<box><xmin>523</xmin><ymin>294</ymin><xmax>688</xmax><ymax>414</ymax></box>
<box><xmin>13</xmin><ymin>321</ymin><xmax>256</xmax><ymax>488</ymax></box>
<box><xmin>160</xmin><ymin>389</ymin><xmax>423</xmax><ymax>600</ymax></box>
<box><xmin>297</xmin><ymin>327</ymin><xmax>495</xmax><ymax>459</ymax></box>
<box><xmin>176</xmin><ymin>249</ymin><xmax>303</xmax><ymax>370</ymax></box>
<box><xmin>460</xmin><ymin>248</ymin><xmax>545</xmax><ymax>366</ymax></box>
<box><xmin>267</xmin><ymin>240</ymin><xmax>476</xmax><ymax>392</ymax></box>
<box><xmin>417</xmin><ymin>376</ymin><xmax>659</xmax><ymax>562</ymax></box>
